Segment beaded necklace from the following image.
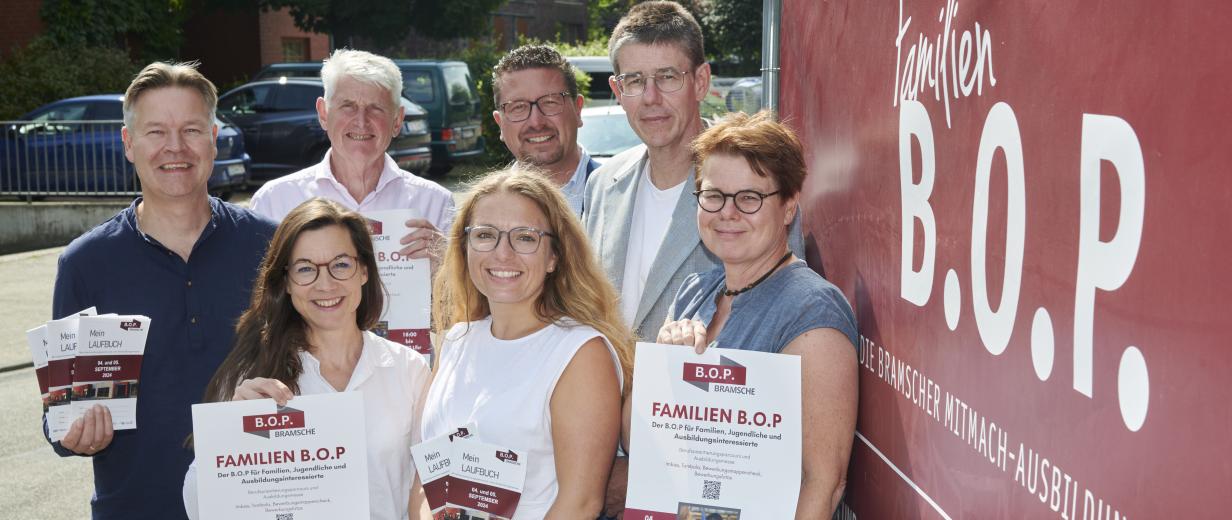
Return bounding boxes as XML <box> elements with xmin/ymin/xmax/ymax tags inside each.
<box><xmin>722</xmin><ymin>252</ymin><xmax>794</xmax><ymax>297</ymax></box>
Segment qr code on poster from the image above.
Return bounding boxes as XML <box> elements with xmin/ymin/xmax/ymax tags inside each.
<box><xmin>275</xmin><ymin>514</ymin><xmax>294</xmax><ymax>520</ymax></box>
<box><xmin>702</xmin><ymin>479</ymin><xmax>721</xmax><ymax>500</ymax></box>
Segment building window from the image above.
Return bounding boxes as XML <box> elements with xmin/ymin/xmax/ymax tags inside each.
<box><xmin>282</xmin><ymin>38</ymin><xmax>309</xmax><ymax>62</ymax></box>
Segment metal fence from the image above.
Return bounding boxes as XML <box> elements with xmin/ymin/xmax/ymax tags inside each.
<box><xmin>0</xmin><ymin>120</ymin><xmax>140</xmax><ymax>198</ymax></box>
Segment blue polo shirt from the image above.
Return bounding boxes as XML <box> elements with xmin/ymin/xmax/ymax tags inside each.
<box><xmin>50</xmin><ymin>197</ymin><xmax>276</xmax><ymax>520</ymax></box>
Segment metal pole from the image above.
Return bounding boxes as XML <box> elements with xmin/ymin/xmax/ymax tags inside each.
<box><xmin>761</xmin><ymin>0</ymin><xmax>782</xmax><ymax>115</ymax></box>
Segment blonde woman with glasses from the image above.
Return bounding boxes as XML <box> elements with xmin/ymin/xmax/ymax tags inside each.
<box><xmin>422</xmin><ymin>167</ymin><xmax>632</xmax><ymax>519</ymax></box>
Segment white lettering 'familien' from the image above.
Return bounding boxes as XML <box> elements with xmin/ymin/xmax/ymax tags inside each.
<box><xmin>894</xmin><ymin>0</ymin><xmax>997</xmax><ymax>128</ymax></box>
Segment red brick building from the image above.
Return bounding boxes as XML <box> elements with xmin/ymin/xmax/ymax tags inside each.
<box><xmin>0</xmin><ymin>0</ymin><xmax>45</xmax><ymax>58</ymax></box>
<box><xmin>182</xmin><ymin>7</ymin><xmax>330</xmax><ymax>88</ymax></box>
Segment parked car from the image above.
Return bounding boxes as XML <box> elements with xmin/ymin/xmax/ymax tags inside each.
<box><xmin>724</xmin><ymin>76</ymin><xmax>764</xmax><ymax>114</ymax></box>
<box><xmin>0</xmin><ymin>95</ymin><xmax>249</xmax><ymax>198</ymax></box>
<box><xmin>253</xmin><ymin>60</ymin><xmax>485</xmax><ymax>176</ymax></box>
<box><xmin>577</xmin><ymin>104</ymin><xmax>641</xmax><ymax>164</ymax></box>
<box><xmin>217</xmin><ymin>78</ymin><xmax>431</xmax><ymax>180</ymax></box>
<box><xmin>565</xmin><ymin>56</ymin><xmax>617</xmax><ymax>107</ymax></box>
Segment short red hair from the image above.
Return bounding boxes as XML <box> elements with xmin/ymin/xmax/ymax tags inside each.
<box><xmin>691</xmin><ymin>110</ymin><xmax>806</xmax><ymax>198</ymax></box>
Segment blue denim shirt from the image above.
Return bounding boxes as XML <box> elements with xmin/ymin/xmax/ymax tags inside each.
<box><xmin>50</xmin><ymin>197</ymin><xmax>275</xmax><ymax>519</ymax></box>
<box><xmin>669</xmin><ymin>261</ymin><xmax>858</xmax><ymax>353</ymax></box>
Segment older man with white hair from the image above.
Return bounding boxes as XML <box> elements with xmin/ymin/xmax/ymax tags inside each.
<box><xmin>250</xmin><ymin>49</ymin><xmax>454</xmax><ymax>258</ymax></box>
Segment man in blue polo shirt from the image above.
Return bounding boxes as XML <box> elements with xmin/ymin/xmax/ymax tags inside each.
<box><xmin>48</xmin><ymin>61</ymin><xmax>277</xmax><ymax>519</ymax></box>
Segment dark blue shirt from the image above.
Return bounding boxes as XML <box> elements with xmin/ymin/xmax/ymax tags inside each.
<box><xmin>51</xmin><ymin>197</ymin><xmax>276</xmax><ymax>520</ymax></box>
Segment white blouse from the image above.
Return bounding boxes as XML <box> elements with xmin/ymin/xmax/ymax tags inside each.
<box><xmin>183</xmin><ymin>331</ymin><xmax>432</xmax><ymax>520</ymax></box>
<box><xmin>420</xmin><ymin>318</ymin><xmax>623</xmax><ymax>519</ymax></box>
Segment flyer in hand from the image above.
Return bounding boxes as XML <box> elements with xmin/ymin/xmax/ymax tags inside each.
<box><xmin>42</xmin><ymin>307</ymin><xmax>97</xmax><ymax>442</ymax></box>
<box><xmin>411</xmin><ymin>426</ymin><xmax>470</xmax><ymax>516</ymax></box>
<box><xmin>411</xmin><ymin>427</ymin><xmax>526</xmax><ymax>519</ymax></box>
<box><xmin>363</xmin><ymin>209</ymin><xmax>432</xmax><ymax>359</ymax></box>
<box><xmin>71</xmin><ymin>314</ymin><xmax>149</xmax><ymax>429</ymax></box>
<box><xmin>624</xmin><ymin>342</ymin><xmax>803</xmax><ymax>519</ymax></box>
<box><xmin>26</xmin><ymin>325</ymin><xmax>50</xmax><ymax>412</ymax></box>
<box><xmin>191</xmin><ymin>392</ymin><xmax>369</xmax><ymax>520</ymax></box>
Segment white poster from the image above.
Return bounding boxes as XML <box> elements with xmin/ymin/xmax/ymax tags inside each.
<box><xmin>362</xmin><ymin>209</ymin><xmax>432</xmax><ymax>359</ymax></box>
<box><xmin>191</xmin><ymin>392</ymin><xmax>369</xmax><ymax>520</ymax></box>
<box><xmin>625</xmin><ymin>342</ymin><xmax>802</xmax><ymax>520</ymax></box>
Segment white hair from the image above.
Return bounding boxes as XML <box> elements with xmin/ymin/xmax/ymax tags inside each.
<box><xmin>320</xmin><ymin>49</ymin><xmax>403</xmax><ymax>108</ymax></box>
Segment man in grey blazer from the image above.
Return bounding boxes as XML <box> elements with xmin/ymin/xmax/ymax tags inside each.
<box><xmin>585</xmin><ymin>4</ymin><xmax>803</xmax><ymax>518</ymax></box>
<box><xmin>584</xmin><ymin>1</ymin><xmax>802</xmax><ymax>340</ymax></box>
<box><xmin>583</xmin><ymin>1</ymin><xmax>717</xmax><ymax>341</ymax></box>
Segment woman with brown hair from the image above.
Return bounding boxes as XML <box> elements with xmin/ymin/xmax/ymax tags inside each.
<box><xmin>183</xmin><ymin>197</ymin><xmax>432</xmax><ymax>520</ymax></box>
<box><xmin>421</xmin><ymin>167</ymin><xmax>632</xmax><ymax>519</ymax></box>
<box><xmin>657</xmin><ymin>111</ymin><xmax>859</xmax><ymax>518</ymax></box>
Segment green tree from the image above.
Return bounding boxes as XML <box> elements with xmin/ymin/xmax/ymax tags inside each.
<box><xmin>702</xmin><ymin>0</ymin><xmax>762</xmax><ymax>75</ymax></box>
<box><xmin>39</xmin><ymin>0</ymin><xmax>189</xmax><ymax>61</ymax></box>
<box><xmin>261</xmin><ymin>0</ymin><xmax>504</xmax><ymax>49</ymax></box>
<box><xmin>0</xmin><ymin>38</ymin><xmax>137</xmax><ymax>119</ymax></box>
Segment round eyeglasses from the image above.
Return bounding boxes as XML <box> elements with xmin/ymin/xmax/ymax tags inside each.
<box><xmin>614</xmin><ymin>68</ymin><xmax>691</xmax><ymax>97</ymax></box>
<box><xmin>497</xmin><ymin>92</ymin><xmax>572</xmax><ymax>123</ymax></box>
<box><xmin>464</xmin><ymin>225</ymin><xmax>554</xmax><ymax>254</ymax></box>
<box><xmin>286</xmin><ymin>254</ymin><xmax>360</xmax><ymax>286</ymax></box>
<box><xmin>694</xmin><ymin>189</ymin><xmax>781</xmax><ymax>214</ymax></box>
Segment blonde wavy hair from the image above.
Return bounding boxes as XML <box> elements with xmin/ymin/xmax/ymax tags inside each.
<box><xmin>432</xmin><ymin>167</ymin><xmax>634</xmax><ymax>389</ymax></box>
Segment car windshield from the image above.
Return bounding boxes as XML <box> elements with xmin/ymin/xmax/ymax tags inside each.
<box><xmin>403</xmin><ymin>71</ymin><xmax>435</xmax><ymax>104</ymax></box>
<box><xmin>577</xmin><ymin>112</ymin><xmax>641</xmax><ymax>157</ymax></box>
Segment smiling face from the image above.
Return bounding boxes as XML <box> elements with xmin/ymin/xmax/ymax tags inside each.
<box><xmin>493</xmin><ymin>67</ymin><xmax>584</xmax><ymax>172</ymax></box>
<box><xmin>286</xmin><ymin>225</ymin><xmax>369</xmax><ymax>337</ymax></box>
<box><xmin>610</xmin><ymin>42</ymin><xmax>709</xmax><ymax>151</ymax></box>
<box><xmin>466</xmin><ymin>191</ymin><xmax>558</xmax><ymax>315</ymax></box>
<box><xmin>697</xmin><ymin>153</ymin><xmax>798</xmax><ymax>269</ymax></box>
<box><xmin>122</xmin><ymin>87</ymin><xmax>217</xmax><ymax>202</ymax></box>
<box><xmin>318</xmin><ymin>76</ymin><xmax>404</xmax><ymax>164</ymax></box>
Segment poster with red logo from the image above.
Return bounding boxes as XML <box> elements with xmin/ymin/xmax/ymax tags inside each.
<box><xmin>71</xmin><ymin>314</ymin><xmax>148</xmax><ymax>429</ymax></box>
<box><xmin>191</xmin><ymin>392</ymin><xmax>369</xmax><ymax>519</ymax></box>
<box><xmin>363</xmin><ymin>209</ymin><xmax>432</xmax><ymax>359</ymax></box>
<box><xmin>624</xmin><ymin>342</ymin><xmax>801</xmax><ymax>519</ymax></box>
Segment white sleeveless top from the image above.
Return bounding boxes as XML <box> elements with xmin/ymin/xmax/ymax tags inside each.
<box><xmin>420</xmin><ymin>318</ymin><xmax>623</xmax><ymax>519</ymax></box>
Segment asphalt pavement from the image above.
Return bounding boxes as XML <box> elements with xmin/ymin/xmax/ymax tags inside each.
<box><xmin>0</xmin><ymin>169</ymin><xmax>480</xmax><ymax>519</ymax></box>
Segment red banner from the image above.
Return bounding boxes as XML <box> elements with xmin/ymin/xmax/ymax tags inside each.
<box><xmin>780</xmin><ymin>1</ymin><xmax>1232</xmax><ymax>517</ymax></box>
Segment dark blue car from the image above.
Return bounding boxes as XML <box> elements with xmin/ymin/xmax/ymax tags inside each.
<box><xmin>0</xmin><ymin>95</ymin><xmax>251</xmax><ymax>198</ymax></box>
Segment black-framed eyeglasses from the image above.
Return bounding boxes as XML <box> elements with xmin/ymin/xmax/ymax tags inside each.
<box><xmin>464</xmin><ymin>225</ymin><xmax>554</xmax><ymax>254</ymax></box>
<box><xmin>286</xmin><ymin>254</ymin><xmax>360</xmax><ymax>286</ymax></box>
<box><xmin>694</xmin><ymin>189</ymin><xmax>781</xmax><ymax>214</ymax></box>
<box><xmin>497</xmin><ymin>92</ymin><xmax>572</xmax><ymax>122</ymax></box>
<box><xmin>613</xmin><ymin>68</ymin><xmax>691</xmax><ymax>97</ymax></box>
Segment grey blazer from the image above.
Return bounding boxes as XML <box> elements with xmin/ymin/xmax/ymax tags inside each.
<box><xmin>583</xmin><ymin>145</ymin><xmax>806</xmax><ymax>339</ymax></box>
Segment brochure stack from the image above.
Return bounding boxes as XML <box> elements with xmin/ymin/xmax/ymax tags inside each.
<box><xmin>25</xmin><ymin>308</ymin><xmax>149</xmax><ymax>441</ymax></box>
